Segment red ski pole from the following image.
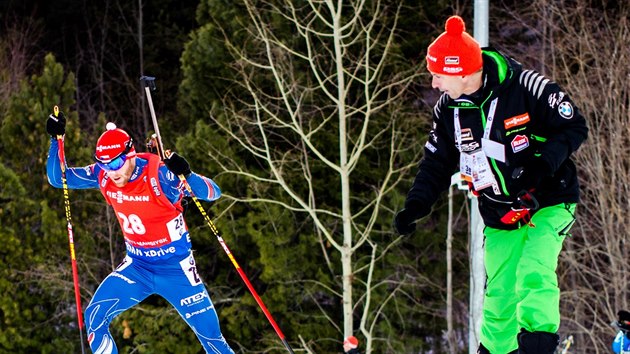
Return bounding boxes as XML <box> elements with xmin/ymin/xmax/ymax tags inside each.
<box><xmin>175</xmin><ymin>170</ymin><xmax>295</xmax><ymax>354</ymax></box>
<box><xmin>140</xmin><ymin>76</ymin><xmax>295</xmax><ymax>353</ymax></box>
<box><xmin>53</xmin><ymin>106</ymin><xmax>87</xmax><ymax>354</ymax></box>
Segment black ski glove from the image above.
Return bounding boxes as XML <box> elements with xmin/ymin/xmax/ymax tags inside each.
<box><xmin>46</xmin><ymin>110</ymin><xmax>66</xmax><ymax>136</ymax></box>
<box><xmin>393</xmin><ymin>200</ymin><xmax>430</xmax><ymax>236</ymax></box>
<box><xmin>511</xmin><ymin>158</ymin><xmax>552</xmax><ymax>194</ymax></box>
<box><xmin>164</xmin><ymin>152</ymin><xmax>192</xmax><ymax>177</ymax></box>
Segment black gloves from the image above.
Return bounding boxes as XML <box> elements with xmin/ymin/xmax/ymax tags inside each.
<box><xmin>164</xmin><ymin>152</ymin><xmax>192</xmax><ymax>177</ymax></box>
<box><xmin>393</xmin><ymin>201</ymin><xmax>430</xmax><ymax>236</ymax></box>
<box><xmin>511</xmin><ymin>158</ymin><xmax>552</xmax><ymax>194</ymax></box>
<box><xmin>46</xmin><ymin>110</ymin><xmax>66</xmax><ymax>136</ymax></box>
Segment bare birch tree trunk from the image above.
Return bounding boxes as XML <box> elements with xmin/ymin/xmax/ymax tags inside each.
<box><xmin>201</xmin><ymin>0</ymin><xmax>421</xmax><ymax>351</ymax></box>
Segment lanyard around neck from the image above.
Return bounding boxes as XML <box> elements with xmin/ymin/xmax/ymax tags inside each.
<box><xmin>454</xmin><ymin>97</ymin><xmax>498</xmax><ymax>149</ymax></box>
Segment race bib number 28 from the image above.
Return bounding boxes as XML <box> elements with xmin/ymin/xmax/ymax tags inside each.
<box><xmin>118</xmin><ymin>212</ymin><xmax>146</xmax><ymax>235</ymax></box>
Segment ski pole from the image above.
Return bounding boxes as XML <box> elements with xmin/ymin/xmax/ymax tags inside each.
<box><xmin>139</xmin><ymin>76</ymin><xmax>164</xmax><ymax>158</ymax></box>
<box><xmin>139</xmin><ymin>77</ymin><xmax>295</xmax><ymax>354</ymax></box>
<box><xmin>177</xmin><ymin>173</ymin><xmax>295</xmax><ymax>354</ymax></box>
<box><xmin>53</xmin><ymin>106</ymin><xmax>87</xmax><ymax>354</ymax></box>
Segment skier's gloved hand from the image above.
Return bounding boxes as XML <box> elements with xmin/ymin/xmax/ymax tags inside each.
<box><xmin>511</xmin><ymin>157</ymin><xmax>552</xmax><ymax>194</ymax></box>
<box><xmin>393</xmin><ymin>200</ymin><xmax>430</xmax><ymax>236</ymax></box>
<box><xmin>46</xmin><ymin>110</ymin><xmax>66</xmax><ymax>136</ymax></box>
<box><xmin>164</xmin><ymin>152</ymin><xmax>192</xmax><ymax>177</ymax></box>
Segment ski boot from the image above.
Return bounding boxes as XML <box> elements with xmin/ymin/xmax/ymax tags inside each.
<box><xmin>517</xmin><ymin>330</ymin><xmax>559</xmax><ymax>354</ymax></box>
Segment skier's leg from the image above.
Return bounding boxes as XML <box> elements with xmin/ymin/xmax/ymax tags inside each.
<box><xmin>479</xmin><ymin>226</ymin><xmax>527</xmax><ymax>353</ymax></box>
<box><xmin>159</xmin><ymin>253</ymin><xmax>234</xmax><ymax>354</ymax></box>
<box><xmin>515</xmin><ymin>203</ymin><xmax>575</xmax><ymax>353</ymax></box>
<box><xmin>85</xmin><ymin>256</ymin><xmax>152</xmax><ymax>354</ymax></box>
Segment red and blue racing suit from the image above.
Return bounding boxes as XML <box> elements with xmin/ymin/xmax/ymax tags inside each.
<box><xmin>47</xmin><ymin>138</ymin><xmax>234</xmax><ymax>354</ymax></box>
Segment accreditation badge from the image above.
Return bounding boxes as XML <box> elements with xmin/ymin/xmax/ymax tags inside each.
<box><xmin>460</xmin><ymin>150</ymin><xmax>500</xmax><ymax>194</ymax></box>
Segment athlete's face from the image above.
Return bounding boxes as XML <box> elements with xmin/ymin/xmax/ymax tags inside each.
<box><xmin>431</xmin><ymin>73</ymin><xmax>467</xmax><ymax>99</ymax></box>
<box><xmin>106</xmin><ymin>156</ymin><xmax>136</xmax><ymax>187</ymax></box>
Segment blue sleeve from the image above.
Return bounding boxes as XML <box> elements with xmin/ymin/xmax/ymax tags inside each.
<box><xmin>158</xmin><ymin>165</ymin><xmax>221</xmax><ymax>204</ymax></box>
<box><xmin>613</xmin><ymin>331</ymin><xmax>622</xmax><ymax>353</ymax></box>
<box><xmin>46</xmin><ymin>138</ymin><xmax>100</xmax><ymax>189</ymax></box>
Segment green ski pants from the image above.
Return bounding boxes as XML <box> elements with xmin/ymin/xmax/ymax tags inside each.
<box><xmin>479</xmin><ymin>203</ymin><xmax>576</xmax><ymax>354</ymax></box>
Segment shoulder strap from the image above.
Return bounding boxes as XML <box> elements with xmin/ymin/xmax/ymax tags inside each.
<box><xmin>140</xmin><ymin>153</ymin><xmax>182</xmax><ymax>211</ymax></box>
<box><xmin>97</xmin><ymin>168</ymin><xmax>111</xmax><ymax>204</ymax></box>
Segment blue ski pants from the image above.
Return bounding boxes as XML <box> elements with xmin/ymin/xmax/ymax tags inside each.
<box><xmin>84</xmin><ymin>253</ymin><xmax>234</xmax><ymax>354</ymax></box>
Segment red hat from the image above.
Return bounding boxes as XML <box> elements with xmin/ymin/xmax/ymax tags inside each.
<box><xmin>343</xmin><ymin>336</ymin><xmax>358</xmax><ymax>349</ymax></box>
<box><xmin>94</xmin><ymin>122</ymin><xmax>135</xmax><ymax>163</ymax></box>
<box><xmin>426</xmin><ymin>16</ymin><xmax>482</xmax><ymax>76</ymax></box>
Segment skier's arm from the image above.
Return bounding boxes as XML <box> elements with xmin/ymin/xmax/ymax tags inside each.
<box><xmin>46</xmin><ymin>138</ymin><xmax>100</xmax><ymax>189</ymax></box>
<box><xmin>158</xmin><ymin>166</ymin><xmax>221</xmax><ymax>203</ymax></box>
<box><xmin>184</xmin><ymin>172</ymin><xmax>221</xmax><ymax>201</ymax></box>
<box><xmin>159</xmin><ymin>153</ymin><xmax>221</xmax><ymax>204</ymax></box>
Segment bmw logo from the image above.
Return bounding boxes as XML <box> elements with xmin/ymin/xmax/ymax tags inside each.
<box><xmin>558</xmin><ymin>101</ymin><xmax>574</xmax><ymax>119</ymax></box>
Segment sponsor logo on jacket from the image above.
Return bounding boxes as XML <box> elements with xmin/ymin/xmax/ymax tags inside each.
<box><xmin>150</xmin><ymin>177</ymin><xmax>161</xmax><ymax>196</ymax></box>
<box><xmin>558</xmin><ymin>101</ymin><xmax>574</xmax><ymax>119</ymax></box>
<box><xmin>106</xmin><ymin>190</ymin><xmax>150</xmax><ymax>203</ymax></box>
<box><xmin>548</xmin><ymin>92</ymin><xmax>566</xmax><ymax>108</ymax></box>
<box><xmin>126</xmin><ymin>243</ymin><xmax>176</xmax><ymax>257</ymax></box>
<box><xmin>504</xmin><ymin>113</ymin><xmax>530</xmax><ymax>129</ymax></box>
<box><xmin>511</xmin><ymin>135</ymin><xmax>529</xmax><ymax>153</ymax></box>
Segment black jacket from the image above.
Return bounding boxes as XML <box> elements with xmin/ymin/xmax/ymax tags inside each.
<box><xmin>405</xmin><ymin>48</ymin><xmax>588</xmax><ymax>229</ymax></box>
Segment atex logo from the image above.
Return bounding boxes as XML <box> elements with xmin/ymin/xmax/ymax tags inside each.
<box><xmin>180</xmin><ymin>290</ymin><xmax>209</xmax><ymax>307</ymax></box>
<box><xmin>96</xmin><ymin>143</ymin><xmax>122</xmax><ymax>152</ymax></box>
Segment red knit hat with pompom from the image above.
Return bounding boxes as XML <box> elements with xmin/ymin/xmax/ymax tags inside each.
<box><xmin>426</xmin><ymin>16</ymin><xmax>482</xmax><ymax>75</ymax></box>
<box><xmin>94</xmin><ymin>122</ymin><xmax>135</xmax><ymax>163</ymax></box>
<box><xmin>344</xmin><ymin>336</ymin><xmax>358</xmax><ymax>349</ymax></box>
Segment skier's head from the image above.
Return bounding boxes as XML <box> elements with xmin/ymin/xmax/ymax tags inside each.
<box><xmin>426</xmin><ymin>15</ymin><xmax>482</xmax><ymax>76</ymax></box>
<box><xmin>94</xmin><ymin>123</ymin><xmax>135</xmax><ymax>167</ymax></box>
<box><xmin>618</xmin><ymin>310</ymin><xmax>630</xmax><ymax>332</ymax></box>
<box><xmin>343</xmin><ymin>336</ymin><xmax>359</xmax><ymax>353</ymax></box>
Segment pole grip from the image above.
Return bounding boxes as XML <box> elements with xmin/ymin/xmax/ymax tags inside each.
<box><xmin>140</xmin><ymin>76</ymin><xmax>165</xmax><ymax>159</ymax></box>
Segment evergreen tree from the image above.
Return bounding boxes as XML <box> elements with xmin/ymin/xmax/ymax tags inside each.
<box><xmin>0</xmin><ymin>53</ymin><xmax>90</xmax><ymax>352</ymax></box>
<box><xmin>177</xmin><ymin>1</ymin><xmax>467</xmax><ymax>352</ymax></box>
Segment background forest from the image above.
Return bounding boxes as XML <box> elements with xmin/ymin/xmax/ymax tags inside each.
<box><xmin>0</xmin><ymin>0</ymin><xmax>627</xmax><ymax>353</ymax></box>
